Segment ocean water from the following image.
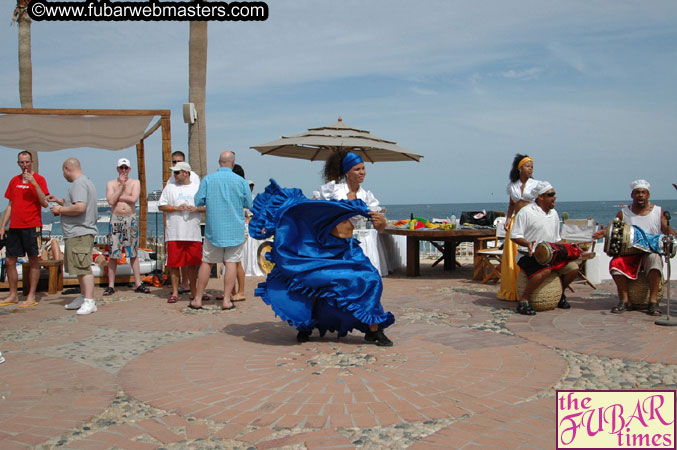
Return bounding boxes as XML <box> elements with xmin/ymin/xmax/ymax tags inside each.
<box><xmin>43</xmin><ymin>199</ymin><xmax>677</xmax><ymax>238</ymax></box>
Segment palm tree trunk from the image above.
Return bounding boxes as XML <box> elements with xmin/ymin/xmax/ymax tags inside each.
<box><xmin>188</xmin><ymin>21</ymin><xmax>208</xmax><ymax>178</ymax></box>
<box><xmin>16</xmin><ymin>1</ymin><xmax>39</xmax><ymax>172</ymax></box>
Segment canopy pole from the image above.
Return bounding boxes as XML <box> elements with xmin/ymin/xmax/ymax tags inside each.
<box><xmin>136</xmin><ymin>140</ymin><xmax>147</xmax><ymax>248</ymax></box>
<box><xmin>160</xmin><ymin>113</ymin><xmax>172</xmax><ymax>261</ymax></box>
<box><xmin>161</xmin><ymin>113</ymin><xmax>172</xmax><ymax>185</ymax></box>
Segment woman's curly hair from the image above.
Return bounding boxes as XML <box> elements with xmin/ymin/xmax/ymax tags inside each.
<box><xmin>322</xmin><ymin>150</ymin><xmax>351</xmax><ymax>183</ymax></box>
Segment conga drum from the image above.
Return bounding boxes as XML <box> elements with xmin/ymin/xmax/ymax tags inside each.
<box><xmin>534</xmin><ymin>242</ymin><xmax>583</xmax><ymax>266</ymax></box>
<box><xmin>533</xmin><ymin>242</ymin><xmax>554</xmax><ymax>265</ymax></box>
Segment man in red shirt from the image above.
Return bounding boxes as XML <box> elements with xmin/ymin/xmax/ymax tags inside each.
<box><xmin>0</xmin><ymin>151</ymin><xmax>50</xmax><ymax>308</ymax></box>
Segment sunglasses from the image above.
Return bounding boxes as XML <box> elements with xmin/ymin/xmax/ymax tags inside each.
<box><xmin>544</xmin><ymin>192</ymin><xmax>556</xmax><ymax>197</ymax></box>
<box><xmin>119</xmin><ymin>166</ymin><xmax>130</xmax><ymax>170</ymax></box>
<box><xmin>171</xmin><ymin>160</ymin><xmax>182</xmax><ymax>164</ymax></box>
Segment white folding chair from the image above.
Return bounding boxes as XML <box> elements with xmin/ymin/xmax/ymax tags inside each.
<box><xmin>475</xmin><ymin>217</ymin><xmax>506</xmax><ymax>284</ymax></box>
<box><xmin>561</xmin><ymin>219</ymin><xmax>598</xmax><ymax>290</ymax></box>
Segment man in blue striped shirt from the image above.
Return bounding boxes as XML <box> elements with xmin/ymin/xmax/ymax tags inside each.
<box><xmin>190</xmin><ymin>151</ymin><xmax>252</xmax><ymax>310</ymax></box>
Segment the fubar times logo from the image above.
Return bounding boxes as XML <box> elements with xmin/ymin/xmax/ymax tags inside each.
<box><xmin>557</xmin><ymin>390</ymin><xmax>675</xmax><ymax>449</ymax></box>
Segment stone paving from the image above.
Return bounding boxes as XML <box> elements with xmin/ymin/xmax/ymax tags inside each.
<box><xmin>0</xmin><ymin>263</ymin><xmax>675</xmax><ymax>449</ymax></box>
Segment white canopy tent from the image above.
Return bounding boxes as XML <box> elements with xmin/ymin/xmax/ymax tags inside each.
<box><xmin>0</xmin><ymin>114</ymin><xmax>154</xmax><ymax>151</ymax></box>
<box><xmin>0</xmin><ymin>108</ymin><xmax>173</xmax><ymax>247</ymax></box>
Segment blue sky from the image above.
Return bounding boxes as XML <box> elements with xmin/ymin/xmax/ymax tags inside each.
<box><xmin>1</xmin><ymin>0</ymin><xmax>676</xmax><ymax>209</ymax></box>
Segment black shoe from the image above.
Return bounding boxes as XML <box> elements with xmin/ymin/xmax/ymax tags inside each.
<box><xmin>557</xmin><ymin>293</ymin><xmax>571</xmax><ymax>309</ymax></box>
<box><xmin>296</xmin><ymin>330</ymin><xmax>311</xmax><ymax>343</ymax></box>
<box><xmin>365</xmin><ymin>329</ymin><xmax>393</xmax><ymax>347</ymax></box>
<box><xmin>178</xmin><ymin>286</ymin><xmax>188</xmax><ymax>295</ymax></box>
<box><xmin>102</xmin><ymin>287</ymin><xmax>116</xmax><ymax>296</ymax></box>
<box><xmin>516</xmin><ymin>302</ymin><xmax>536</xmax><ymax>315</ymax></box>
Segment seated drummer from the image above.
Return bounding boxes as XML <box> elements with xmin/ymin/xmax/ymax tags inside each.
<box><xmin>592</xmin><ymin>180</ymin><xmax>676</xmax><ymax>316</ymax></box>
<box><xmin>511</xmin><ymin>181</ymin><xmax>579</xmax><ymax>315</ymax></box>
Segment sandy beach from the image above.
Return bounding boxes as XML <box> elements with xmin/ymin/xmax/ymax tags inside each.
<box><xmin>0</xmin><ymin>261</ymin><xmax>675</xmax><ymax>449</ymax></box>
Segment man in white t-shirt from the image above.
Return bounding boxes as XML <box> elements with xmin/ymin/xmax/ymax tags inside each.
<box><xmin>158</xmin><ymin>162</ymin><xmax>205</xmax><ymax>303</ymax></box>
<box><xmin>167</xmin><ymin>151</ymin><xmax>200</xmax><ymax>295</ymax></box>
<box><xmin>510</xmin><ymin>181</ymin><xmax>579</xmax><ymax>315</ymax></box>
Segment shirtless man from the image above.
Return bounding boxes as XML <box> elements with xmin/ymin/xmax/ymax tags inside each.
<box><xmin>103</xmin><ymin>158</ymin><xmax>150</xmax><ymax>295</ymax></box>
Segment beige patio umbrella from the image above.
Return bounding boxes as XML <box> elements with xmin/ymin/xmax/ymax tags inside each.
<box><xmin>251</xmin><ymin>117</ymin><xmax>423</xmax><ymax>163</ymax></box>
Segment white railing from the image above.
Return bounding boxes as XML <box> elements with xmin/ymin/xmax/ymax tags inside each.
<box><xmin>420</xmin><ymin>241</ymin><xmax>473</xmax><ymax>259</ymax></box>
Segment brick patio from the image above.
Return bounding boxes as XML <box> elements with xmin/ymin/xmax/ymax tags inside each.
<box><xmin>0</xmin><ymin>265</ymin><xmax>675</xmax><ymax>449</ymax></box>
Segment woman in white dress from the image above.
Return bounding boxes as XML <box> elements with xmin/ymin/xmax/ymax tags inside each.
<box><xmin>498</xmin><ymin>154</ymin><xmax>540</xmax><ymax>301</ymax></box>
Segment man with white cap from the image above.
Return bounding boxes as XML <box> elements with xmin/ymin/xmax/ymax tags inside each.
<box><xmin>594</xmin><ymin>180</ymin><xmax>676</xmax><ymax>315</ymax></box>
<box><xmin>167</xmin><ymin>150</ymin><xmax>201</xmax><ymax>296</ymax></box>
<box><xmin>510</xmin><ymin>181</ymin><xmax>580</xmax><ymax>315</ymax></box>
<box><xmin>104</xmin><ymin>158</ymin><xmax>150</xmax><ymax>295</ymax></box>
<box><xmin>157</xmin><ymin>161</ymin><xmax>205</xmax><ymax>303</ymax></box>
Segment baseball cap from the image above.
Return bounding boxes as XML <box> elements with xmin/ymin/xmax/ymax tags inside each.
<box><xmin>170</xmin><ymin>161</ymin><xmax>192</xmax><ymax>172</ymax></box>
<box><xmin>117</xmin><ymin>158</ymin><xmax>131</xmax><ymax>168</ymax></box>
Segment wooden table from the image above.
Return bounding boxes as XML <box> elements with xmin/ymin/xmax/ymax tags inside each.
<box><xmin>381</xmin><ymin>227</ymin><xmax>496</xmax><ymax>278</ymax></box>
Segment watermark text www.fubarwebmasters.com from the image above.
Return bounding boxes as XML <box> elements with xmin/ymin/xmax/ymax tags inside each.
<box><xmin>27</xmin><ymin>0</ymin><xmax>268</xmax><ymax>21</ymax></box>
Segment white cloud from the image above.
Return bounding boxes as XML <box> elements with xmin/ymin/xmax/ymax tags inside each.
<box><xmin>501</xmin><ymin>67</ymin><xmax>543</xmax><ymax>80</ymax></box>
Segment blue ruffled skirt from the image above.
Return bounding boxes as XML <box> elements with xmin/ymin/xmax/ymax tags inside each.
<box><xmin>249</xmin><ymin>180</ymin><xmax>395</xmax><ymax>337</ymax></box>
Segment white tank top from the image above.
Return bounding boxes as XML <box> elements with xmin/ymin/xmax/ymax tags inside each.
<box><xmin>622</xmin><ymin>205</ymin><xmax>662</xmax><ymax>234</ymax></box>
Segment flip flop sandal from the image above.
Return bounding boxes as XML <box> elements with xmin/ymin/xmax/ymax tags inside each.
<box><xmin>188</xmin><ymin>303</ymin><xmax>203</xmax><ymax>310</ymax></box>
<box><xmin>103</xmin><ymin>287</ymin><xmax>116</xmax><ymax>296</ymax></box>
<box><xmin>167</xmin><ymin>295</ymin><xmax>179</xmax><ymax>304</ymax></box>
<box><xmin>134</xmin><ymin>284</ymin><xmax>151</xmax><ymax>294</ymax></box>
<box><xmin>215</xmin><ymin>294</ymin><xmax>225</xmax><ymax>300</ymax></box>
<box><xmin>221</xmin><ymin>304</ymin><xmax>236</xmax><ymax>310</ymax></box>
<box><xmin>647</xmin><ymin>303</ymin><xmax>662</xmax><ymax>316</ymax></box>
<box><xmin>231</xmin><ymin>295</ymin><xmax>246</xmax><ymax>302</ymax></box>
<box><xmin>516</xmin><ymin>302</ymin><xmax>536</xmax><ymax>316</ymax></box>
<box><xmin>610</xmin><ymin>301</ymin><xmax>629</xmax><ymax>314</ymax></box>
<box><xmin>0</xmin><ymin>300</ymin><xmax>19</xmax><ymax>307</ymax></box>
<box><xmin>18</xmin><ymin>301</ymin><xmax>39</xmax><ymax>309</ymax></box>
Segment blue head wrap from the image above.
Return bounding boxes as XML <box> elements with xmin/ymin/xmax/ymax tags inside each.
<box><xmin>342</xmin><ymin>152</ymin><xmax>363</xmax><ymax>174</ymax></box>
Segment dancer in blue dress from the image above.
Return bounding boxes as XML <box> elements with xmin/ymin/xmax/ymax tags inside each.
<box><xmin>249</xmin><ymin>152</ymin><xmax>394</xmax><ymax>346</ymax></box>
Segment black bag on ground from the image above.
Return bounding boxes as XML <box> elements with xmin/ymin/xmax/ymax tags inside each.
<box><xmin>460</xmin><ymin>211</ymin><xmax>499</xmax><ymax>227</ymax></box>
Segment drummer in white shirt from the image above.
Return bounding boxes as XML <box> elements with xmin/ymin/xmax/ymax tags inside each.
<box><xmin>593</xmin><ymin>179</ymin><xmax>676</xmax><ymax>315</ymax></box>
<box><xmin>510</xmin><ymin>181</ymin><xmax>579</xmax><ymax>315</ymax></box>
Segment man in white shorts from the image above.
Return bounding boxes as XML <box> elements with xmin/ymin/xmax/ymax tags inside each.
<box><xmin>190</xmin><ymin>151</ymin><xmax>252</xmax><ymax>310</ymax></box>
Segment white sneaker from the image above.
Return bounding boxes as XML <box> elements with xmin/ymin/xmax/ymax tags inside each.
<box><xmin>76</xmin><ymin>299</ymin><xmax>97</xmax><ymax>315</ymax></box>
<box><xmin>0</xmin><ymin>351</ymin><xmax>5</xmax><ymax>364</ymax></box>
<box><xmin>65</xmin><ymin>294</ymin><xmax>85</xmax><ymax>310</ymax></box>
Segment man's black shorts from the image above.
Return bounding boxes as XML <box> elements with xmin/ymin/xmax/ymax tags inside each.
<box><xmin>518</xmin><ymin>255</ymin><xmax>578</xmax><ymax>278</ymax></box>
<box><xmin>6</xmin><ymin>227</ymin><xmax>42</xmax><ymax>258</ymax></box>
